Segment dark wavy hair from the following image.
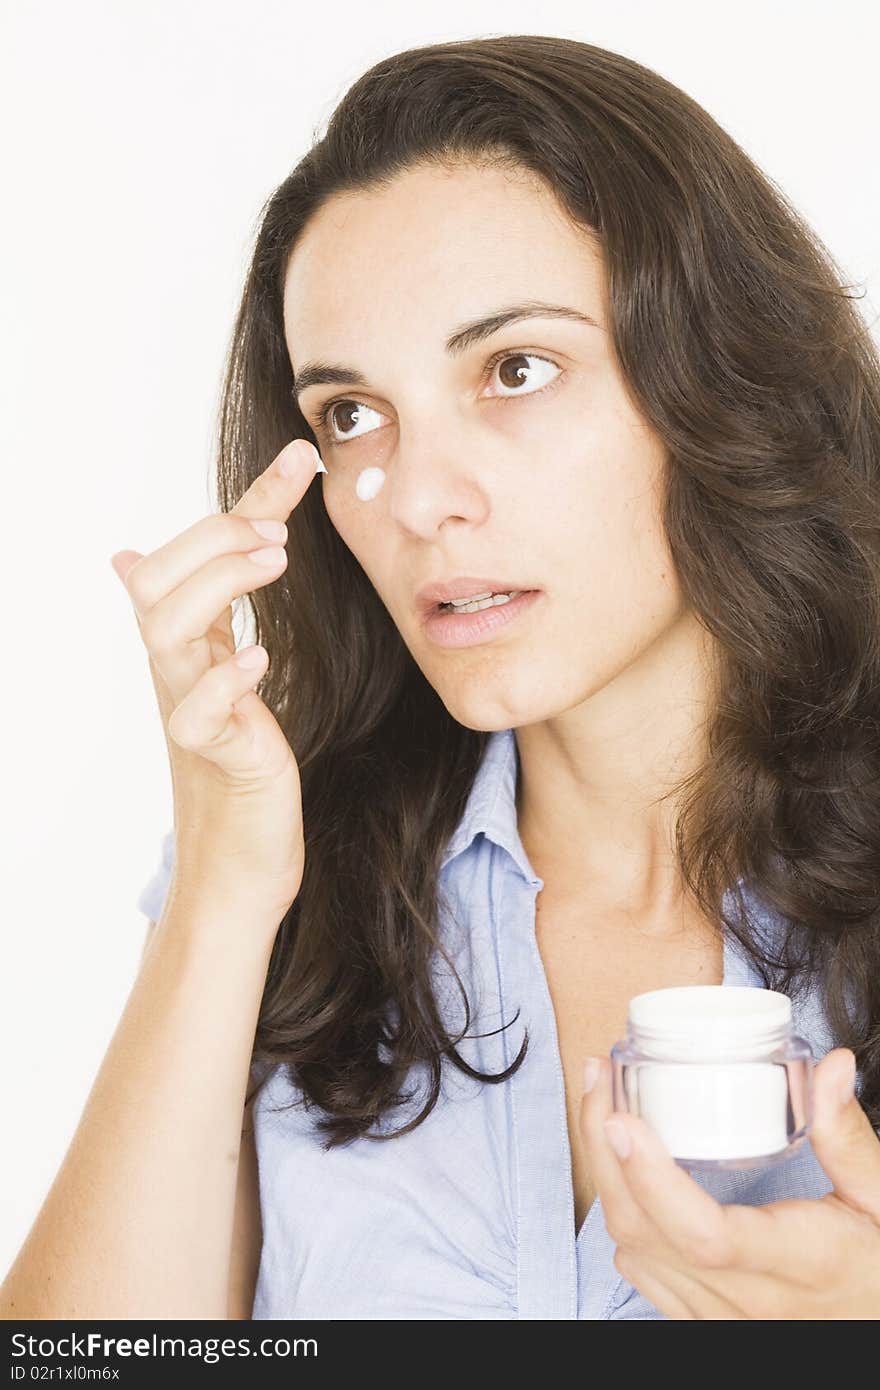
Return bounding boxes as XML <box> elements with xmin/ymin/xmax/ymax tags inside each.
<box><xmin>219</xmin><ymin>34</ymin><xmax>880</xmax><ymax>1142</ymax></box>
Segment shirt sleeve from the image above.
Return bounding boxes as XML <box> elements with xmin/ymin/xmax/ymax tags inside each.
<box><xmin>136</xmin><ymin>827</ymin><xmax>175</xmax><ymax>922</ymax></box>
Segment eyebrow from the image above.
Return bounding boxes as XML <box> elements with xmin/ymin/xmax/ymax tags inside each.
<box><xmin>289</xmin><ymin>300</ymin><xmax>603</xmax><ymax>402</ymax></box>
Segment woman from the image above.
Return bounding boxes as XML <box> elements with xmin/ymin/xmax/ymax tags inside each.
<box><xmin>4</xmin><ymin>34</ymin><xmax>880</xmax><ymax>1321</ymax></box>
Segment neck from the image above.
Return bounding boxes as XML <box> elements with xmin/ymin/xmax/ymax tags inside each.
<box><xmin>513</xmin><ymin>610</ymin><xmax>718</xmax><ymax>925</ymax></box>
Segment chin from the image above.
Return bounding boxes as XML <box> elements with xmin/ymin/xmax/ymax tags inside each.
<box><xmin>436</xmin><ymin>680</ymin><xmax>547</xmax><ymax>733</ymax></box>
<box><xmin>411</xmin><ymin>632</ymin><xmax>562</xmax><ymax>728</ymax></box>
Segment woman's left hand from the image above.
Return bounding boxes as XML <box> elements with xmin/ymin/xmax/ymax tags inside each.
<box><xmin>579</xmin><ymin>1047</ymin><xmax>880</xmax><ymax>1318</ymax></box>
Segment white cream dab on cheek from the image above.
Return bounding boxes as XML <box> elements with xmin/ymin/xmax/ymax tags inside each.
<box><xmin>355</xmin><ymin>466</ymin><xmax>386</xmax><ymax>501</ymax></box>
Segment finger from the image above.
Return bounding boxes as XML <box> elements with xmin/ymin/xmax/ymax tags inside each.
<box><xmin>612</xmin><ymin>1249</ymin><xmax>696</xmax><ymax>1320</ymax></box>
<box><xmin>120</xmin><ymin>514</ymin><xmax>284</xmax><ymax>618</ymax></box>
<box><xmin>580</xmin><ymin>1056</ymin><xmax>665</xmax><ymax>1252</ymax></box>
<box><xmin>113</xmin><ymin>550</ymin><xmax>238</xmax><ymax>657</ymax></box>
<box><xmin>166</xmin><ymin>642</ymin><xmax>276</xmax><ymax>778</ymax></box>
<box><xmin>112</xmin><ymin>549</ymin><xmax>190</xmax><ymax>727</ymax></box>
<box><xmin>123</xmin><ymin>441</ymin><xmax>318</xmax><ymax>694</ymax></box>
<box><xmin>673</xmin><ymin>1254</ymin><xmax>829</xmax><ymax>1318</ymax></box>
<box><xmin>601</xmin><ymin>1112</ymin><xmax>845</xmax><ymax>1285</ymax></box>
<box><xmin>617</xmin><ymin>1250</ymin><xmax>749</xmax><ymax>1320</ymax></box>
<box><xmin>230</xmin><ymin>436</ymin><xmax>324</xmax><ymax>522</ymax></box>
<box><xmin>809</xmin><ymin>1049</ymin><xmax>880</xmax><ymax>1220</ymax></box>
<box><xmin>601</xmin><ymin>1110</ymin><xmax>753</xmax><ymax>1268</ymax></box>
<box><xmin>135</xmin><ymin>537</ymin><xmax>289</xmax><ymax>704</ymax></box>
<box><xmin>122</xmin><ymin>436</ymin><xmax>317</xmax><ymax>617</ymax></box>
<box><xmin>110</xmin><ymin>549</ymin><xmax>143</xmax><ymax>584</ymax></box>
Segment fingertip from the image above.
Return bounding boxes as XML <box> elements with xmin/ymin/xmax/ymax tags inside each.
<box><xmin>110</xmin><ymin>550</ymin><xmax>138</xmax><ymax>580</ymax></box>
<box><xmin>834</xmin><ymin>1049</ymin><xmax>857</xmax><ymax>1108</ymax></box>
<box><xmin>584</xmin><ymin>1056</ymin><xmax>600</xmax><ymax>1094</ymax></box>
<box><xmin>818</xmin><ymin>1047</ymin><xmax>857</xmax><ymax>1110</ymax></box>
<box><xmin>278</xmin><ymin>439</ymin><xmax>311</xmax><ymax>477</ymax></box>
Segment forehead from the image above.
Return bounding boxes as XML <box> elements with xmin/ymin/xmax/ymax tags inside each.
<box><xmin>282</xmin><ymin>161</ymin><xmax>604</xmax><ymax>350</ymax></box>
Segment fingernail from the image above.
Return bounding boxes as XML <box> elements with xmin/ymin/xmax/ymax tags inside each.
<box><xmin>837</xmin><ymin>1051</ymin><xmax>857</xmax><ymax>1107</ymax></box>
<box><xmin>583</xmin><ymin>1057</ymin><xmax>600</xmax><ymax>1094</ymax></box>
<box><xmin>604</xmin><ymin>1118</ymin><xmax>632</xmax><ymax>1159</ymax></box>
<box><xmin>278</xmin><ymin>439</ymin><xmax>310</xmax><ymax>477</ymax></box>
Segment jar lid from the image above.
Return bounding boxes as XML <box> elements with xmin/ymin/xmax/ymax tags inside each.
<box><xmin>628</xmin><ymin>985</ymin><xmax>792</xmax><ymax>1058</ymax></box>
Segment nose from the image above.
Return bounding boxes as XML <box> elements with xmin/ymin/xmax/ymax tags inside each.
<box><xmin>385</xmin><ymin>418</ymin><xmax>491</xmax><ymax>541</ymax></box>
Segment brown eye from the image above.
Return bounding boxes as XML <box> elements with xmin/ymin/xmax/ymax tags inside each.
<box><xmin>488</xmin><ymin>352</ymin><xmax>562</xmax><ymax>398</ymax></box>
<box><xmin>327</xmin><ymin>402</ymin><xmax>358</xmax><ymax>435</ymax></box>
<box><xmin>318</xmin><ymin>400</ymin><xmax>384</xmax><ymax>446</ymax></box>
<box><xmin>498</xmin><ymin>355</ymin><xmax>531</xmax><ymax>388</ymax></box>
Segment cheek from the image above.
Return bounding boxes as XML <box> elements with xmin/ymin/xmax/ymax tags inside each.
<box><xmin>321</xmin><ymin>473</ymin><xmax>387</xmax><ymax>579</ymax></box>
<box><xmin>321</xmin><ymin>475</ymin><xmax>360</xmax><ymax>556</ymax></box>
<box><xmin>323</xmin><ymin>468</ymin><xmax>363</xmax><ymax>526</ymax></box>
<box><xmin>322</xmin><ymin>464</ymin><xmax>387</xmax><ymax>521</ymax></box>
<box><xmin>549</xmin><ymin>425</ymin><xmax>683</xmax><ymax>648</ymax></box>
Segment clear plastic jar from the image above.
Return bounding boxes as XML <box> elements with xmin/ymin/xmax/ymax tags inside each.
<box><xmin>610</xmin><ymin>985</ymin><xmax>814</xmax><ymax>1170</ymax></box>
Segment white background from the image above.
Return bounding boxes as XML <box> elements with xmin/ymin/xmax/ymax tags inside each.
<box><xmin>2</xmin><ymin>0</ymin><xmax>878</xmax><ymax>1274</ymax></box>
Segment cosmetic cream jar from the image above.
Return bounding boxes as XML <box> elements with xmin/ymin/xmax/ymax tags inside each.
<box><xmin>609</xmin><ymin>985</ymin><xmax>814</xmax><ymax>1169</ymax></box>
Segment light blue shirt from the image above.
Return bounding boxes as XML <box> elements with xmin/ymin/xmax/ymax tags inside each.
<box><xmin>137</xmin><ymin>726</ymin><xmax>855</xmax><ymax>1319</ymax></box>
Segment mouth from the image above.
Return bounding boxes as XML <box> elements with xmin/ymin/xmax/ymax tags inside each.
<box><xmin>416</xmin><ymin>577</ymin><xmax>540</xmax><ymax>621</ymax></box>
<box><xmin>432</xmin><ymin>589</ymin><xmax>534</xmax><ymax>614</ymax></box>
<box><xmin>421</xmin><ymin>588</ymin><xmax>544</xmax><ymax>649</ymax></box>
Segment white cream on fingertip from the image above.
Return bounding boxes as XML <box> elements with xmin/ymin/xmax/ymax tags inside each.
<box><xmin>356</xmin><ymin>466</ymin><xmax>386</xmax><ymax>501</ymax></box>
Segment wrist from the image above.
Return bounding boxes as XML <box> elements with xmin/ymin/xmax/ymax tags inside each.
<box><xmin>158</xmin><ymin>875</ymin><xmax>292</xmax><ymax>954</ymax></box>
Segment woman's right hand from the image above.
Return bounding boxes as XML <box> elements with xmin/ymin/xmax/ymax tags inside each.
<box><xmin>111</xmin><ymin>437</ymin><xmax>325</xmax><ymax>926</ymax></box>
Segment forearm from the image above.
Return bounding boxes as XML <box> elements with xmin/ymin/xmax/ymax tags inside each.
<box><xmin>0</xmin><ymin>893</ymin><xmax>279</xmax><ymax>1320</ymax></box>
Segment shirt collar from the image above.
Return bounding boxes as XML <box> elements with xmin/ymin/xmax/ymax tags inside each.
<box><xmin>441</xmin><ymin>727</ymin><xmax>544</xmax><ymax>888</ymax></box>
<box><xmin>440</xmin><ymin>726</ymin><xmax>751</xmax><ymax>927</ymax></box>
<box><xmin>438</xmin><ymin>735</ymin><xmax>819</xmax><ymax>1011</ymax></box>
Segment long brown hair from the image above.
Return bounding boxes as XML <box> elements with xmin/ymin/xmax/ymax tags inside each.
<box><xmin>218</xmin><ymin>34</ymin><xmax>880</xmax><ymax>1142</ymax></box>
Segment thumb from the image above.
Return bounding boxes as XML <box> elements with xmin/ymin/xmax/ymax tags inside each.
<box><xmin>809</xmin><ymin>1047</ymin><xmax>880</xmax><ymax>1220</ymax></box>
<box><xmin>109</xmin><ymin>550</ymin><xmax>143</xmax><ymax>584</ymax></box>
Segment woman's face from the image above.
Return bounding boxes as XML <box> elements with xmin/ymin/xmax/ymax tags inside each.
<box><xmin>283</xmin><ymin>160</ymin><xmax>689</xmax><ymax>731</ymax></box>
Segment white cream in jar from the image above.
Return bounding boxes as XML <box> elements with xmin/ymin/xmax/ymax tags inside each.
<box><xmin>610</xmin><ymin>985</ymin><xmax>814</xmax><ymax>1169</ymax></box>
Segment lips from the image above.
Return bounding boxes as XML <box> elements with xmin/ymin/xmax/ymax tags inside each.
<box><xmin>423</xmin><ymin>587</ymin><xmax>544</xmax><ymax>647</ymax></box>
<box><xmin>415</xmin><ymin>576</ymin><xmax>537</xmax><ymax>619</ymax></box>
